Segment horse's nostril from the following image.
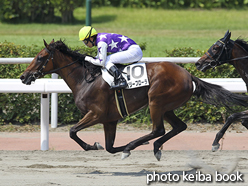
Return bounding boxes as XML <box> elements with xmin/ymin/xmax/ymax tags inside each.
<box><xmin>20</xmin><ymin>75</ymin><xmax>25</xmax><ymax>80</ymax></box>
<box><xmin>34</xmin><ymin>73</ymin><xmax>39</xmax><ymax>78</ymax></box>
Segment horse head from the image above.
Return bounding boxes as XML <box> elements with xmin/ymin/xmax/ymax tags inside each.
<box><xmin>20</xmin><ymin>39</ymin><xmax>57</xmax><ymax>85</ymax></box>
<box><xmin>195</xmin><ymin>30</ymin><xmax>233</xmax><ymax>72</ymax></box>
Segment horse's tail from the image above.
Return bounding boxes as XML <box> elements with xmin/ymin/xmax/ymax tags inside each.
<box><xmin>191</xmin><ymin>75</ymin><xmax>248</xmax><ymax>108</ymax></box>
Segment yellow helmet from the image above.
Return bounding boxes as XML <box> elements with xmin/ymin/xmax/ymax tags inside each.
<box><xmin>79</xmin><ymin>26</ymin><xmax>97</xmax><ymax>41</ymax></box>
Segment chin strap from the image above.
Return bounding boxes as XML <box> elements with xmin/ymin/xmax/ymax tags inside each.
<box><xmin>84</xmin><ymin>27</ymin><xmax>96</xmax><ymax>46</ymax></box>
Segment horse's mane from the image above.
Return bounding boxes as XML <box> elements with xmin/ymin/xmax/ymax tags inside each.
<box><xmin>50</xmin><ymin>40</ymin><xmax>101</xmax><ymax>82</ymax></box>
<box><xmin>235</xmin><ymin>38</ymin><xmax>248</xmax><ymax>52</ymax></box>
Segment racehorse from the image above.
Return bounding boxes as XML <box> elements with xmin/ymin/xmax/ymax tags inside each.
<box><xmin>195</xmin><ymin>30</ymin><xmax>248</xmax><ymax>151</ymax></box>
<box><xmin>20</xmin><ymin>39</ymin><xmax>248</xmax><ymax>160</ymax></box>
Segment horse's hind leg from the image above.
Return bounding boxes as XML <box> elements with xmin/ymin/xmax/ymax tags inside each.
<box><xmin>153</xmin><ymin>111</ymin><xmax>187</xmax><ymax>161</ymax></box>
<box><xmin>241</xmin><ymin>119</ymin><xmax>248</xmax><ymax>129</ymax></box>
<box><xmin>212</xmin><ymin>118</ymin><xmax>233</xmax><ymax>152</ymax></box>
<box><xmin>212</xmin><ymin>110</ymin><xmax>248</xmax><ymax>152</ymax></box>
<box><xmin>239</xmin><ymin>110</ymin><xmax>248</xmax><ymax>129</ymax></box>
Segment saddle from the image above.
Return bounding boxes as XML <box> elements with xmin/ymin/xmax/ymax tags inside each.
<box><xmin>101</xmin><ymin>63</ymin><xmax>149</xmax><ymax>118</ymax></box>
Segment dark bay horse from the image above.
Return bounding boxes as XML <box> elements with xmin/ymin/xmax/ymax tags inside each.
<box><xmin>196</xmin><ymin>30</ymin><xmax>248</xmax><ymax>151</ymax></box>
<box><xmin>20</xmin><ymin>39</ymin><xmax>248</xmax><ymax>160</ymax></box>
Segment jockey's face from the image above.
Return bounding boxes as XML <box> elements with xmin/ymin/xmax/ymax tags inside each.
<box><xmin>83</xmin><ymin>37</ymin><xmax>95</xmax><ymax>48</ymax></box>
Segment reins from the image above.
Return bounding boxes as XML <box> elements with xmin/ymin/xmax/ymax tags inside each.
<box><xmin>219</xmin><ymin>55</ymin><xmax>248</xmax><ymax>63</ymax></box>
<box><xmin>83</xmin><ymin>61</ymin><xmax>101</xmax><ymax>83</ymax></box>
<box><xmin>224</xmin><ymin>42</ymin><xmax>248</xmax><ymax>62</ymax></box>
<box><xmin>39</xmin><ymin>47</ymin><xmax>101</xmax><ymax>83</ymax></box>
<box><xmin>38</xmin><ymin>48</ymin><xmax>80</xmax><ymax>76</ymax></box>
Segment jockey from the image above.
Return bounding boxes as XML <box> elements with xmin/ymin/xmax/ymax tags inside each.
<box><xmin>79</xmin><ymin>26</ymin><xmax>143</xmax><ymax>90</ymax></box>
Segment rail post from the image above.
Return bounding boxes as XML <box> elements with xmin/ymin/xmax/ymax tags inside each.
<box><xmin>86</xmin><ymin>0</ymin><xmax>91</xmax><ymax>26</ymax></box>
<box><xmin>40</xmin><ymin>93</ymin><xmax>50</xmax><ymax>151</ymax></box>
<box><xmin>51</xmin><ymin>73</ymin><xmax>58</xmax><ymax>128</ymax></box>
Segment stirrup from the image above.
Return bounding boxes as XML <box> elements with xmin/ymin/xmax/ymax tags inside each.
<box><xmin>110</xmin><ymin>79</ymin><xmax>128</xmax><ymax>90</ymax></box>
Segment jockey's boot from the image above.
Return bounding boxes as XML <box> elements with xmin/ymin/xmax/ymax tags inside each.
<box><xmin>108</xmin><ymin>65</ymin><xmax>128</xmax><ymax>90</ymax></box>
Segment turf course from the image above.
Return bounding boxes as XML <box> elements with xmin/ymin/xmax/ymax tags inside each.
<box><xmin>1</xmin><ymin>7</ymin><xmax>248</xmax><ymax>57</ymax></box>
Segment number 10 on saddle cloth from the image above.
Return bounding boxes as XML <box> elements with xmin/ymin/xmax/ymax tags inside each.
<box><xmin>102</xmin><ymin>63</ymin><xmax>149</xmax><ymax>89</ymax></box>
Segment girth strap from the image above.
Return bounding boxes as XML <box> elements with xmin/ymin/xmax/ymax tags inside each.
<box><xmin>115</xmin><ymin>89</ymin><xmax>129</xmax><ymax>118</ymax></box>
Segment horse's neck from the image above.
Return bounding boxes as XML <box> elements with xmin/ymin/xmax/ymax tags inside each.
<box><xmin>232</xmin><ymin>43</ymin><xmax>248</xmax><ymax>59</ymax></box>
<box><xmin>56</xmin><ymin>58</ymin><xmax>86</xmax><ymax>94</ymax></box>
<box><xmin>231</xmin><ymin>43</ymin><xmax>248</xmax><ymax>87</ymax></box>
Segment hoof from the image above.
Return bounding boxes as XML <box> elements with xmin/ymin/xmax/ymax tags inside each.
<box><xmin>155</xmin><ymin>150</ymin><xmax>162</xmax><ymax>161</ymax></box>
<box><xmin>94</xmin><ymin>142</ymin><xmax>104</xmax><ymax>150</ymax></box>
<box><xmin>212</xmin><ymin>144</ymin><xmax>220</xmax><ymax>152</ymax></box>
<box><xmin>121</xmin><ymin>152</ymin><xmax>131</xmax><ymax>160</ymax></box>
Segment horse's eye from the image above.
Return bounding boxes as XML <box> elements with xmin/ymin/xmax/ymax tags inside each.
<box><xmin>37</xmin><ymin>56</ymin><xmax>42</xmax><ymax>62</ymax></box>
<box><xmin>213</xmin><ymin>46</ymin><xmax>218</xmax><ymax>51</ymax></box>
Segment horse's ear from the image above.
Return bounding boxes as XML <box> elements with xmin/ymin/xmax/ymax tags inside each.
<box><xmin>223</xmin><ymin>30</ymin><xmax>231</xmax><ymax>42</ymax></box>
<box><xmin>224</xmin><ymin>30</ymin><xmax>229</xmax><ymax>37</ymax></box>
<box><xmin>50</xmin><ymin>39</ymin><xmax>54</xmax><ymax>44</ymax></box>
<box><xmin>43</xmin><ymin>39</ymin><xmax>48</xmax><ymax>48</ymax></box>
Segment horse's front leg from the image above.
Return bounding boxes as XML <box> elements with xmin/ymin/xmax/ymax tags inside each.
<box><xmin>121</xmin><ymin>106</ymin><xmax>166</xmax><ymax>160</ymax></box>
<box><xmin>104</xmin><ymin>122</ymin><xmax>150</xmax><ymax>155</ymax></box>
<box><xmin>70</xmin><ymin>110</ymin><xmax>103</xmax><ymax>151</ymax></box>
<box><xmin>103</xmin><ymin>122</ymin><xmax>127</xmax><ymax>154</ymax></box>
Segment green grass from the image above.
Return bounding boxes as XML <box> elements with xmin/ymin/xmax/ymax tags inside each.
<box><xmin>1</xmin><ymin>7</ymin><xmax>248</xmax><ymax>57</ymax></box>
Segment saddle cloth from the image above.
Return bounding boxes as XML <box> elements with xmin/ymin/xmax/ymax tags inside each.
<box><xmin>101</xmin><ymin>63</ymin><xmax>149</xmax><ymax>89</ymax></box>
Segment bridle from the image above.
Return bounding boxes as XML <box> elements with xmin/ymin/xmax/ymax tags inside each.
<box><xmin>205</xmin><ymin>39</ymin><xmax>248</xmax><ymax>69</ymax></box>
<box><xmin>34</xmin><ymin>47</ymin><xmax>100</xmax><ymax>83</ymax></box>
<box><xmin>35</xmin><ymin>47</ymin><xmax>80</xmax><ymax>77</ymax></box>
<box><xmin>205</xmin><ymin>39</ymin><xmax>234</xmax><ymax>69</ymax></box>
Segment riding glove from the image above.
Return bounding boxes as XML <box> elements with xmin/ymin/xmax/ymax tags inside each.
<box><xmin>85</xmin><ymin>56</ymin><xmax>103</xmax><ymax>67</ymax></box>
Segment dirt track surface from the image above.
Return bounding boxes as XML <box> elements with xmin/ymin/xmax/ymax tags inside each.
<box><xmin>0</xmin><ymin>150</ymin><xmax>248</xmax><ymax>186</ymax></box>
<box><xmin>0</xmin><ymin>123</ymin><xmax>248</xmax><ymax>186</ymax></box>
